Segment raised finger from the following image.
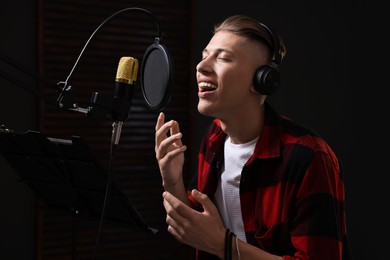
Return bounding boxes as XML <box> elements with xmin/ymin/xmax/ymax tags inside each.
<box><xmin>170</xmin><ymin>120</ymin><xmax>183</xmax><ymax>146</ymax></box>
<box><xmin>155</xmin><ymin>118</ymin><xmax>174</xmax><ymax>149</ymax></box>
<box><xmin>155</xmin><ymin>112</ymin><xmax>165</xmax><ymax>132</ymax></box>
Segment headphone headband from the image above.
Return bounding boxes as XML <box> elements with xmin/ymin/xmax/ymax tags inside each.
<box><xmin>259</xmin><ymin>22</ymin><xmax>281</xmax><ymax>66</ymax></box>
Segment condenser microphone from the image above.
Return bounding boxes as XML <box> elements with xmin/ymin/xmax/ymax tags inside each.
<box><xmin>111</xmin><ymin>56</ymin><xmax>138</xmax><ymax>146</ymax></box>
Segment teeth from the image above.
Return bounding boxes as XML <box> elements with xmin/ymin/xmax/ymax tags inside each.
<box><xmin>199</xmin><ymin>82</ymin><xmax>217</xmax><ymax>89</ymax></box>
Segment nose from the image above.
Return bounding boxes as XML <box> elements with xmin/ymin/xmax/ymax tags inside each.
<box><xmin>196</xmin><ymin>57</ymin><xmax>210</xmax><ymax>74</ymax></box>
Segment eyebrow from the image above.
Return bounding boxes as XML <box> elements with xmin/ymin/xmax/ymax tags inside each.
<box><xmin>202</xmin><ymin>47</ymin><xmax>234</xmax><ymax>56</ymax></box>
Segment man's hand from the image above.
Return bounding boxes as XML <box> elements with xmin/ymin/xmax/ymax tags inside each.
<box><xmin>162</xmin><ymin>189</ymin><xmax>226</xmax><ymax>258</ymax></box>
<box><xmin>155</xmin><ymin>112</ymin><xmax>187</xmax><ymax>188</ymax></box>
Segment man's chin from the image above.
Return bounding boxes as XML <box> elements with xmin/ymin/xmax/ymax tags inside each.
<box><xmin>197</xmin><ymin>104</ymin><xmax>208</xmax><ymax>115</ymax></box>
<box><xmin>197</xmin><ymin>105</ymin><xmax>216</xmax><ymax>119</ymax></box>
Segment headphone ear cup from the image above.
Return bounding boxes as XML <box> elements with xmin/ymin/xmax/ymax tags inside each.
<box><xmin>253</xmin><ymin>65</ymin><xmax>281</xmax><ymax>95</ymax></box>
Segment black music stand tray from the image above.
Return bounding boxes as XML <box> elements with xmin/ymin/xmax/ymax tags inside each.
<box><xmin>0</xmin><ymin>129</ymin><xmax>157</xmax><ymax>233</ymax></box>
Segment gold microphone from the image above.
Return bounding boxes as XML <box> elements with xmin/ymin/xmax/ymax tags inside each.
<box><xmin>111</xmin><ymin>57</ymin><xmax>138</xmax><ymax>146</ymax></box>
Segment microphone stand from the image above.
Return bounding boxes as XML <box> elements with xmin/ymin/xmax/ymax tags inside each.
<box><xmin>71</xmin><ymin>208</ymin><xmax>80</xmax><ymax>260</ymax></box>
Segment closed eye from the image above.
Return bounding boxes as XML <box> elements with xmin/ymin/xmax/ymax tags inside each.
<box><xmin>217</xmin><ymin>57</ymin><xmax>231</xmax><ymax>62</ymax></box>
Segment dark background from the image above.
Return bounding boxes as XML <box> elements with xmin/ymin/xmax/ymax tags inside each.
<box><xmin>0</xmin><ymin>0</ymin><xmax>385</xmax><ymax>259</ymax></box>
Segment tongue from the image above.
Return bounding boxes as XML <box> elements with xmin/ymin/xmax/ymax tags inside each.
<box><xmin>202</xmin><ymin>87</ymin><xmax>216</xmax><ymax>92</ymax></box>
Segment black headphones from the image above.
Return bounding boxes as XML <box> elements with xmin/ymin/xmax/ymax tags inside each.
<box><xmin>253</xmin><ymin>22</ymin><xmax>282</xmax><ymax>95</ymax></box>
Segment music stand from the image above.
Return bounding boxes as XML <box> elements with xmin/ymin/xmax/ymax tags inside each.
<box><xmin>0</xmin><ymin>129</ymin><xmax>157</xmax><ymax>258</ymax></box>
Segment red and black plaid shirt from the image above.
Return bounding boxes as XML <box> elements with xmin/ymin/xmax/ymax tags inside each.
<box><xmin>188</xmin><ymin>102</ymin><xmax>351</xmax><ymax>260</ymax></box>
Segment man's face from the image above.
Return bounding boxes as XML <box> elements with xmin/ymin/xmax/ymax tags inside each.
<box><xmin>196</xmin><ymin>30</ymin><xmax>268</xmax><ymax>121</ymax></box>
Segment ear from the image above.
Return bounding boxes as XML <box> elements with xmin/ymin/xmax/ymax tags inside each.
<box><xmin>250</xmin><ymin>84</ymin><xmax>259</xmax><ymax>93</ymax></box>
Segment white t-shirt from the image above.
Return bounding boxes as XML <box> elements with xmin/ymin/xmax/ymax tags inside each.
<box><xmin>214</xmin><ymin>136</ymin><xmax>258</xmax><ymax>242</ymax></box>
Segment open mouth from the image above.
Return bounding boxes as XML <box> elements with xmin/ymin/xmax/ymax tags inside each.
<box><xmin>198</xmin><ymin>82</ymin><xmax>217</xmax><ymax>92</ymax></box>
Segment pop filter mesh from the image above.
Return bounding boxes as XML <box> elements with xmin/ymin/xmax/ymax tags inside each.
<box><xmin>141</xmin><ymin>42</ymin><xmax>173</xmax><ymax>111</ymax></box>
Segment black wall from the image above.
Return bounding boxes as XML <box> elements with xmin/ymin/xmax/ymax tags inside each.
<box><xmin>1</xmin><ymin>0</ymin><xmax>386</xmax><ymax>259</ymax></box>
<box><xmin>0</xmin><ymin>2</ymin><xmax>37</xmax><ymax>259</ymax></box>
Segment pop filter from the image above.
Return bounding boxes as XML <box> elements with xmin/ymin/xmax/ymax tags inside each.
<box><xmin>140</xmin><ymin>38</ymin><xmax>173</xmax><ymax>111</ymax></box>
